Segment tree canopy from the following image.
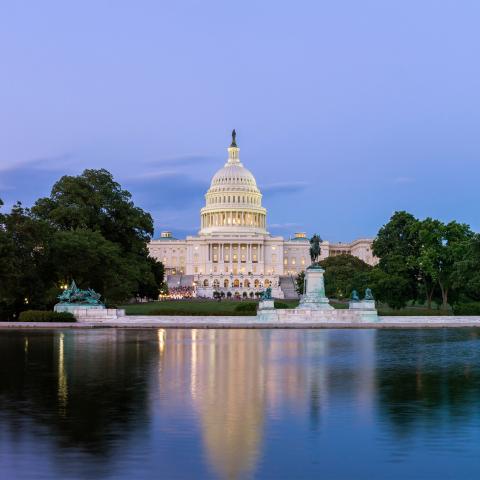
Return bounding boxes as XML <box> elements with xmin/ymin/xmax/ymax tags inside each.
<box><xmin>0</xmin><ymin>170</ymin><xmax>164</xmax><ymax>319</ymax></box>
<box><xmin>371</xmin><ymin>211</ymin><xmax>477</xmax><ymax>309</ymax></box>
<box><xmin>319</xmin><ymin>254</ymin><xmax>372</xmax><ymax>299</ymax></box>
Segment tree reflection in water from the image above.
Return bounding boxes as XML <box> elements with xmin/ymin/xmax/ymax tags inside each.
<box><xmin>0</xmin><ymin>330</ymin><xmax>156</xmax><ymax>456</ymax></box>
<box><xmin>376</xmin><ymin>329</ymin><xmax>480</xmax><ymax>434</ymax></box>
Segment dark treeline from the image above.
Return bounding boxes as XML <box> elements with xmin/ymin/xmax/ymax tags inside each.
<box><xmin>372</xmin><ymin>211</ymin><xmax>480</xmax><ymax>310</ymax></box>
<box><xmin>0</xmin><ymin>169</ymin><xmax>164</xmax><ymax>319</ymax></box>
<box><xmin>295</xmin><ymin>211</ymin><xmax>480</xmax><ymax>312</ymax></box>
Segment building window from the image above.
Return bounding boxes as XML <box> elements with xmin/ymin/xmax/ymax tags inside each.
<box><xmin>203</xmin><ymin>279</ymin><xmax>209</xmax><ymax>287</ymax></box>
<box><xmin>224</xmin><ymin>279</ymin><xmax>229</xmax><ymax>288</ymax></box>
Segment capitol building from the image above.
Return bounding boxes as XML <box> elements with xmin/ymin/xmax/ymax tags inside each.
<box><xmin>148</xmin><ymin>132</ymin><xmax>376</xmax><ymax>299</ymax></box>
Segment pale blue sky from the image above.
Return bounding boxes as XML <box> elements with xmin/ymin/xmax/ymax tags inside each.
<box><xmin>1</xmin><ymin>0</ymin><xmax>479</xmax><ymax>240</ymax></box>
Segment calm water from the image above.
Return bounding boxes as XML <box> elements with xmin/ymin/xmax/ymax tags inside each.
<box><xmin>1</xmin><ymin>329</ymin><xmax>480</xmax><ymax>479</ymax></box>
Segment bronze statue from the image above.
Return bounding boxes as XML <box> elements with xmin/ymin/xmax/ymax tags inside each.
<box><xmin>231</xmin><ymin>129</ymin><xmax>237</xmax><ymax>147</ymax></box>
<box><xmin>364</xmin><ymin>288</ymin><xmax>374</xmax><ymax>300</ymax></box>
<box><xmin>309</xmin><ymin>234</ymin><xmax>322</xmax><ymax>264</ymax></box>
<box><xmin>350</xmin><ymin>290</ymin><xmax>360</xmax><ymax>301</ymax></box>
<box><xmin>260</xmin><ymin>287</ymin><xmax>272</xmax><ymax>300</ymax></box>
<box><xmin>57</xmin><ymin>280</ymin><xmax>103</xmax><ymax>306</ymax></box>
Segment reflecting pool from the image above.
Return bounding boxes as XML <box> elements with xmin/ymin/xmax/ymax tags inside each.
<box><xmin>1</xmin><ymin>329</ymin><xmax>480</xmax><ymax>479</ymax></box>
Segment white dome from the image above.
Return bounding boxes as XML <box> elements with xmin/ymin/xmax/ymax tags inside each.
<box><xmin>210</xmin><ymin>164</ymin><xmax>258</xmax><ymax>189</ymax></box>
<box><xmin>199</xmin><ymin>134</ymin><xmax>267</xmax><ymax>235</ymax></box>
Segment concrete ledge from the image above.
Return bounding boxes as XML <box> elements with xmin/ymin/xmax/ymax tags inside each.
<box><xmin>1</xmin><ymin>315</ymin><xmax>480</xmax><ymax>329</ymax></box>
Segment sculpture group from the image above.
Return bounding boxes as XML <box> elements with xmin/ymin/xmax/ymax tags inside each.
<box><xmin>54</xmin><ymin>280</ymin><xmax>104</xmax><ymax>312</ymax></box>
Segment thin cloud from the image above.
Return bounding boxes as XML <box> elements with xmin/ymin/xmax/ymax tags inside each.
<box><xmin>125</xmin><ymin>173</ymin><xmax>208</xmax><ymax>210</ymax></box>
<box><xmin>146</xmin><ymin>154</ymin><xmax>218</xmax><ymax>169</ymax></box>
<box><xmin>261</xmin><ymin>181</ymin><xmax>309</xmax><ymax>195</ymax></box>
<box><xmin>269</xmin><ymin>222</ymin><xmax>302</xmax><ymax>229</ymax></box>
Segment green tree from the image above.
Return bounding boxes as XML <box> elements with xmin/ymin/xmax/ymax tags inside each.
<box><xmin>50</xmin><ymin>229</ymin><xmax>138</xmax><ymax>303</ymax></box>
<box><xmin>413</xmin><ymin>219</ymin><xmax>473</xmax><ymax>308</ymax></box>
<box><xmin>319</xmin><ymin>254</ymin><xmax>372</xmax><ymax>299</ymax></box>
<box><xmin>32</xmin><ymin>169</ymin><xmax>163</xmax><ymax>301</ymax></box>
<box><xmin>32</xmin><ymin>169</ymin><xmax>153</xmax><ymax>254</ymax></box>
<box><xmin>372</xmin><ymin>211</ymin><xmax>421</xmax><ymax>309</ymax></box>
<box><xmin>295</xmin><ymin>271</ymin><xmax>305</xmax><ymax>295</ymax></box>
<box><xmin>452</xmin><ymin>234</ymin><xmax>480</xmax><ymax>302</ymax></box>
<box><xmin>0</xmin><ymin>202</ymin><xmax>57</xmax><ymax>317</ymax></box>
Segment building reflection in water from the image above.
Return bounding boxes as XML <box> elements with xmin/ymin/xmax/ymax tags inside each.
<box><xmin>155</xmin><ymin>328</ymin><xmax>377</xmax><ymax>479</ymax></box>
<box><xmin>57</xmin><ymin>333</ymin><xmax>68</xmax><ymax>416</ymax></box>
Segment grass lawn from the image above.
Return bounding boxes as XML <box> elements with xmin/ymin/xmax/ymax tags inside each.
<box><xmin>121</xmin><ymin>299</ymin><xmax>453</xmax><ymax>316</ymax></box>
<box><xmin>121</xmin><ymin>299</ymin><xmax>357</xmax><ymax>316</ymax></box>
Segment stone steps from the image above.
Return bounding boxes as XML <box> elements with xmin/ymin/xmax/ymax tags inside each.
<box><xmin>279</xmin><ymin>275</ymin><xmax>299</xmax><ymax>299</ymax></box>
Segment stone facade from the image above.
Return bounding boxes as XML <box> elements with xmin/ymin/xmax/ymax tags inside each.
<box><xmin>148</xmin><ymin>134</ymin><xmax>377</xmax><ymax>298</ymax></box>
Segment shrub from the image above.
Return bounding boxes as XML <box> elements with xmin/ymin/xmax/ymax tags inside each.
<box><xmin>274</xmin><ymin>302</ymin><xmax>289</xmax><ymax>309</ymax></box>
<box><xmin>149</xmin><ymin>308</ymin><xmax>257</xmax><ymax>316</ymax></box>
<box><xmin>453</xmin><ymin>302</ymin><xmax>480</xmax><ymax>315</ymax></box>
<box><xmin>18</xmin><ymin>310</ymin><xmax>76</xmax><ymax>322</ymax></box>
<box><xmin>234</xmin><ymin>303</ymin><xmax>257</xmax><ymax>313</ymax></box>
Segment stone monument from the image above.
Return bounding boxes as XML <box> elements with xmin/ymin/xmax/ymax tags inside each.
<box><xmin>297</xmin><ymin>234</ymin><xmax>333</xmax><ymax>310</ymax></box>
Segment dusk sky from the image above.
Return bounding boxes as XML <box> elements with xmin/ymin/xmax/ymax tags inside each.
<box><xmin>1</xmin><ymin>1</ymin><xmax>479</xmax><ymax>241</ymax></box>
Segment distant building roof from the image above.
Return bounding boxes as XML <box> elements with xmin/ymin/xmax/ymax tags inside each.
<box><xmin>158</xmin><ymin>231</ymin><xmax>178</xmax><ymax>240</ymax></box>
<box><xmin>288</xmin><ymin>232</ymin><xmax>309</xmax><ymax>242</ymax></box>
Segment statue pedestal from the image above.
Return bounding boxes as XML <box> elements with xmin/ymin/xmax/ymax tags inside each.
<box><xmin>349</xmin><ymin>300</ymin><xmax>376</xmax><ymax>310</ymax></box>
<box><xmin>54</xmin><ymin>303</ymin><xmax>105</xmax><ymax>313</ymax></box>
<box><xmin>297</xmin><ymin>266</ymin><xmax>333</xmax><ymax>310</ymax></box>
<box><xmin>257</xmin><ymin>299</ymin><xmax>277</xmax><ymax>320</ymax></box>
